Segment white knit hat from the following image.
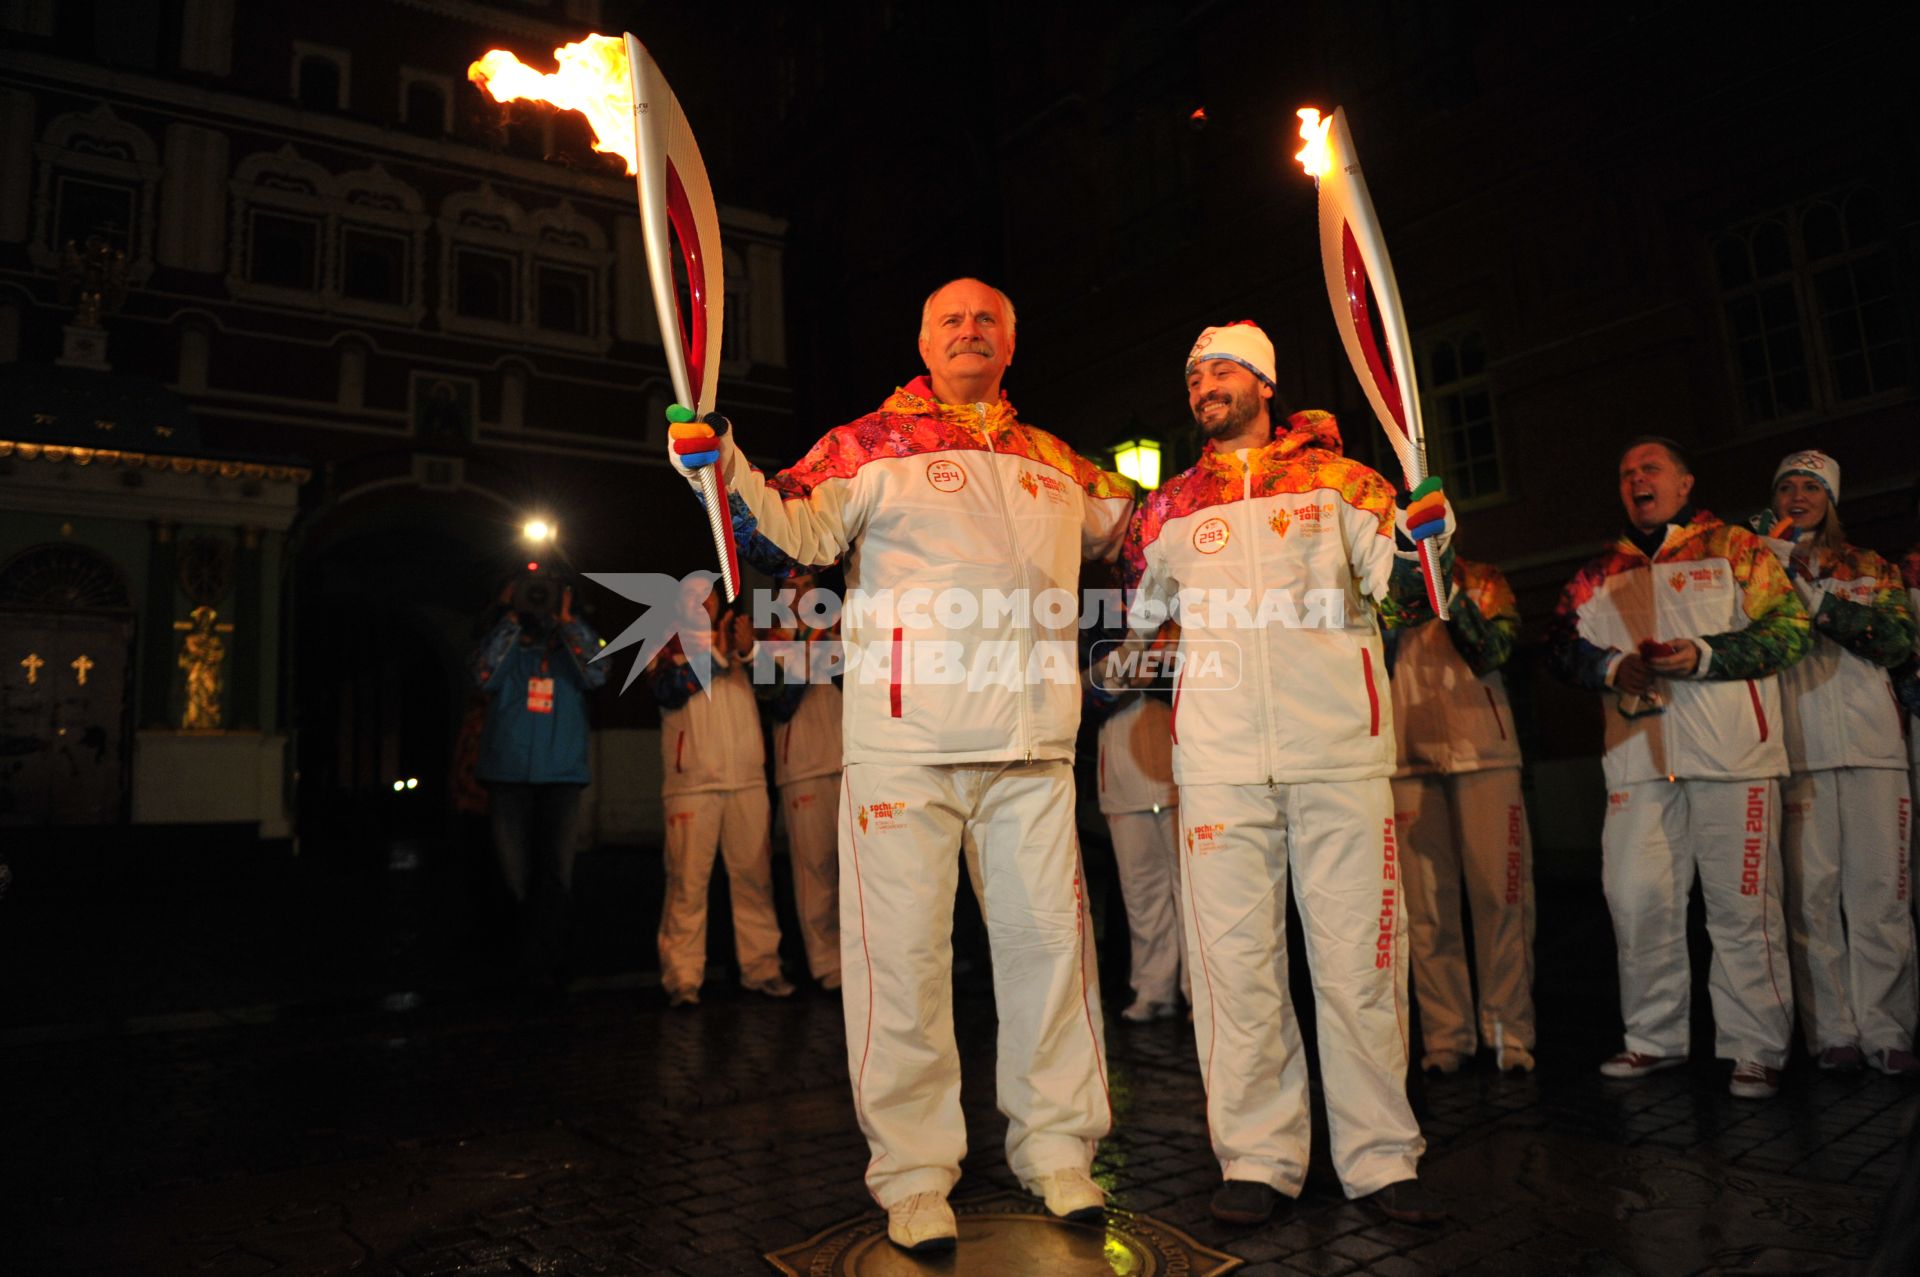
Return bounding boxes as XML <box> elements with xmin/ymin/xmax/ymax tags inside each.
<box><xmin>1774</xmin><ymin>449</ymin><xmax>1840</xmax><ymax>503</ymax></box>
<box><xmin>1186</xmin><ymin>321</ymin><xmax>1276</xmax><ymax>387</ymax></box>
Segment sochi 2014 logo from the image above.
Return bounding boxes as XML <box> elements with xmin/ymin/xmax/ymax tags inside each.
<box><xmin>857</xmin><ymin>801</ymin><xmax>908</xmax><ymax>834</ymax></box>
<box><xmin>1186</xmin><ymin>822</ymin><xmax>1225</xmax><ymax>854</ymax></box>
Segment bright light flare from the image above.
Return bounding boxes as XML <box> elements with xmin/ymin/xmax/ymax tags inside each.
<box><xmin>469</xmin><ymin>34</ymin><xmax>637</xmax><ymax>174</ymax></box>
<box><xmin>1295</xmin><ymin>107</ymin><xmax>1331</xmax><ymax>178</ymax></box>
<box><xmin>523</xmin><ymin>519</ymin><xmax>553</xmax><ymax>542</ymax></box>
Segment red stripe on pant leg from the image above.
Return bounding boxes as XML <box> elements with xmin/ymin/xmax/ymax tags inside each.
<box><xmin>1069</xmin><ymin>842</ymin><xmax>1114</xmax><ymax>1125</ymax></box>
<box><xmin>1759</xmin><ymin>782</ymin><xmax>1788</xmax><ymax>1020</ymax></box>
<box><xmin>1182</xmin><ymin>817</ymin><xmax>1222</xmax><ymax>1154</ymax></box>
<box><xmin>842</xmin><ymin>774</ymin><xmax>878</xmax><ymax>1143</ymax></box>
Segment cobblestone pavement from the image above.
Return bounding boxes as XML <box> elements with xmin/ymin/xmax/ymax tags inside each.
<box><xmin>2</xmin><ymin>843</ymin><xmax>1916</xmax><ymax>1275</ymax></box>
<box><xmin>3</xmin><ymin>972</ymin><xmax>1915</xmax><ymax>1277</ymax></box>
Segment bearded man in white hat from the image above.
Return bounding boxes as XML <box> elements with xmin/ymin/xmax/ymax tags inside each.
<box><xmin>1109</xmin><ymin>320</ymin><xmax>1453</xmax><ymax>1226</ymax></box>
<box><xmin>1759</xmin><ymin>450</ymin><xmax>1920</xmax><ymax>1075</ymax></box>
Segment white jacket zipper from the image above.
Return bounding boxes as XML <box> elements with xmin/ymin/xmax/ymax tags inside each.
<box><xmin>1240</xmin><ymin>449</ymin><xmax>1277</xmax><ymax>786</ymax></box>
<box><xmin>982</xmin><ymin>405</ymin><xmax>1033</xmax><ymax>762</ymax></box>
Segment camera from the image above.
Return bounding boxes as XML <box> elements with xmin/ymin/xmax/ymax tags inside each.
<box><xmin>510</xmin><ymin>565</ymin><xmax>567</xmax><ymax>630</ymax></box>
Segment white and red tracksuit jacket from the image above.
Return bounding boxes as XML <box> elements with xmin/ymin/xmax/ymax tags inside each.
<box><xmin>1120</xmin><ymin>411</ymin><xmax>1449</xmax><ymax>787</ymax></box>
<box><xmin>1763</xmin><ymin>541</ymin><xmax>1914</xmax><ymax>772</ymax></box>
<box><xmin>647</xmin><ymin>639</ymin><xmax>766</xmax><ymax>796</ymax></box>
<box><xmin>1384</xmin><ymin>558</ymin><xmax>1524</xmax><ymax>778</ymax></box>
<box><xmin>1547</xmin><ymin>510</ymin><xmax>1811</xmax><ymax>788</ymax></box>
<box><xmin>714</xmin><ymin>376</ymin><xmax>1134</xmax><ymax>765</ymax></box>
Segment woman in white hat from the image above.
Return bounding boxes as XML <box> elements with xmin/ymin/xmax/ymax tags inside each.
<box><xmin>1762</xmin><ymin>450</ymin><xmax>1920</xmax><ymax>1075</ymax></box>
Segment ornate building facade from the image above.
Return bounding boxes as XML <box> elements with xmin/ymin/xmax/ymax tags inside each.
<box><xmin>0</xmin><ymin>0</ymin><xmax>793</xmax><ymax>837</ymax></box>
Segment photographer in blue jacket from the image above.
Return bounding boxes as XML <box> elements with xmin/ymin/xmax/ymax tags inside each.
<box><xmin>472</xmin><ymin>563</ymin><xmax>607</xmax><ymax>975</ymax></box>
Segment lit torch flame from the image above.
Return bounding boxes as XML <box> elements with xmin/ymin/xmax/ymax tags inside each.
<box><xmin>469</xmin><ymin>34</ymin><xmax>637</xmax><ymax>174</ymax></box>
<box><xmin>1295</xmin><ymin>106</ymin><xmax>1331</xmax><ymax>179</ymax></box>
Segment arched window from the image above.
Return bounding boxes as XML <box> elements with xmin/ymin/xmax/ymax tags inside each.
<box><xmin>30</xmin><ymin>104</ymin><xmax>161</xmax><ymax>283</ymax></box>
<box><xmin>438</xmin><ymin>191</ymin><xmax>611</xmax><ymax>352</ymax></box>
<box><xmin>401</xmin><ymin>76</ymin><xmax>449</xmax><ymax>136</ymax></box>
<box><xmin>291</xmin><ymin>43</ymin><xmax>349</xmax><ymax>111</ymax></box>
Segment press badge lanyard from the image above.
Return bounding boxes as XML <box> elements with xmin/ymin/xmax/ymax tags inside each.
<box><xmin>526</xmin><ymin>643</ymin><xmax>555</xmax><ymax>715</ymax></box>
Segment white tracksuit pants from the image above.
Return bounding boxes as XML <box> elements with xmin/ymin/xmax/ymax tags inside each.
<box><xmin>658</xmin><ymin>785</ymin><xmax>783</xmax><ymax>996</ymax></box>
<box><xmin>1179</xmin><ymin>779</ymin><xmax>1424</xmax><ymax>1199</ymax></box>
<box><xmin>1601</xmin><ymin>778</ymin><xmax>1793</xmax><ymax>1067</ymax></box>
<box><xmin>1781</xmin><ymin>767</ymin><xmax>1917</xmax><ymax>1054</ymax></box>
<box><xmin>1391</xmin><ymin>769</ymin><xmax>1537</xmax><ymax>1057</ymax></box>
<box><xmin>840</xmin><ymin>759</ymin><xmax>1109</xmax><ymax>1207</ymax></box>
<box><xmin>780</xmin><ymin>774</ymin><xmax>842</xmax><ymax>983</ymax></box>
<box><xmin>1107</xmin><ymin>806</ymin><xmax>1189</xmax><ymax>1006</ymax></box>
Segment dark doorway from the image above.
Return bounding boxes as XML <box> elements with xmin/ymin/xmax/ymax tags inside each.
<box><xmin>293</xmin><ymin>497</ymin><xmax>508</xmax><ymax>854</ymax></box>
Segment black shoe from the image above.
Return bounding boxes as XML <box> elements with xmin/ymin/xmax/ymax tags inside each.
<box><xmin>1368</xmin><ymin>1177</ymin><xmax>1446</xmax><ymax>1224</ymax></box>
<box><xmin>1209</xmin><ymin>1179</ymin><xmax>1281</xmax><ymax>1226</ymax></box>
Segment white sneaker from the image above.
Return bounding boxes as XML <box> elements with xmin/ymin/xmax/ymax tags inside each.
<box><xmin>1497</xmin><ymin>1045</ymin><xmax>1536</xmax><ymax>1073</ymax></box>
<box><xmin>1421</xmin><ymin>1050</ymin><xmax>1465</xmax><ymax>1075</ymax></box>
<box><xmin>1029</xmin><ymin>1166</ymin><xmax>1105</xmax><ymax>1221</ymax></box>
<box><xmin>886</xmin><ymin>1191</ymin><xmax>956</xmax><ymax>1252</ymax></box>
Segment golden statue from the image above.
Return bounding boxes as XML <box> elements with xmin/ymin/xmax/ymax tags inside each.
<box><xmin>179</xmin><ymin>605</ymin><xmax>227</xmax><ymax>730</ymax></box>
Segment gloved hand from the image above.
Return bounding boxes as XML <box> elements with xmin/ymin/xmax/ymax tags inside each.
<box><xmin>667</xmin><ymin>404</ymin><xmax>730</xmax><ymax>478</ymax></box>
<box><xmin>1401</xmin><ymin>475</ymin><xmax>1447</xmax><ymax>543</ymax></box>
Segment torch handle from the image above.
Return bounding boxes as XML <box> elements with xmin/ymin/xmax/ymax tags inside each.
<box><xmin>697</xmin><ymin>466</ymin><xmax>740</xmax><ymax>603</ymax></box>
<box><xmin>1418</xmin><ymin>538</ymin><xmax>1449</xmax><ymax>621</ymax></box>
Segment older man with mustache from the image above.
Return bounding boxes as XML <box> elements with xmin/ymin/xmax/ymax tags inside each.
<box><xmin>667</xmin><ymin>278</ymin><xmax>1134</xmax><ymax>1253</ymax></box>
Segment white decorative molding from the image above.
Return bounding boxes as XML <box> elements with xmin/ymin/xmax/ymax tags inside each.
<box><xmin>437</xmin><ymin>187</ymin><xmax>613</xmax><ymax>354</ymax></box>
<box><xmin>225</xmin><ymin>147</ymin><xmax>428</xmax><ymax>324</ymax></box>
<box><xmin>29</xmin><ymin>103</ymin><xmax>163</xmax><ymax>282</ymax></box>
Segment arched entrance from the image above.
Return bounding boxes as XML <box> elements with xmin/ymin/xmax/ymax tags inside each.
<box><xmin>292</xmin><ymin>487</ymin><xmax>527</xmax><ymax>853</ymax></box>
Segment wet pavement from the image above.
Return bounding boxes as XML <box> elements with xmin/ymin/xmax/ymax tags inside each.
<box><xmin>1</xmin><ymin>836</ymin><xmax>1916</xmax><ymax>1275</ymax></box>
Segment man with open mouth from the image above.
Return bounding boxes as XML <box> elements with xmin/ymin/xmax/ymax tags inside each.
<box><xmin>1549</xmin><ymin>436</ymin><xmax>1811</xmax><ymax>1100</ymax></box>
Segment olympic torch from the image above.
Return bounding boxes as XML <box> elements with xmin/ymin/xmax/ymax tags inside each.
<box><xmin>469</xmin><ymin>34</ymin><xmax>741</xmax><ymax>602</ymax></box>
<box><xmin>1295</xmin><ymin>106</ymin><xmax>1447</xmax><ymax>619</ymax></box>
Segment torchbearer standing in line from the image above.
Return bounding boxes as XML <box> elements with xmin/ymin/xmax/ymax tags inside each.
<box><xmin>1114</xmin><ymin>321</ymin><xmax>1453</xmax><ymax>1227</ymax></box>
<box><xmin>1548</xmin><ymin>437</ymin><xmax>1808</xmax><ymax>1098</ymax></box>
<box><xmin>669</xmin><ymin>278</ymin><xmax>1133</xmax><ymax>1253</ymax></box>
<box><xmin>1756</xmin><ymin>451</ymin><xmax>1919</xmax><ymax>1075</ymax></box>
<box><xmin>761</xmin><ymin>571</ymin><xmax>844</xmax><ymax>992</ymax></box>
<box><xmin>646</xmin><ymin>583</ymin><xmax>791</xmax><ymax>1007</ymax></box>
<box><xmin>1382</xmin><ymin>556</ymin><xmax>1537</xmax><ymax>1075</ymax></box>
<box><xmin>1088</xmin><ymin>617</ymin><xmax>1187</xmax><ymax>1023</ymax></box>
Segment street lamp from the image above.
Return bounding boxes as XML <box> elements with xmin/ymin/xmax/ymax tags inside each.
<box><xmin>522</xmin><ymin>518</ymin><xmax>554</xmax><ymax>543</ymax></box>
<box><xmin>1112</xmin><ymin>437</ymin><xmax>1162</xmax><ymax>490</ymax></box>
